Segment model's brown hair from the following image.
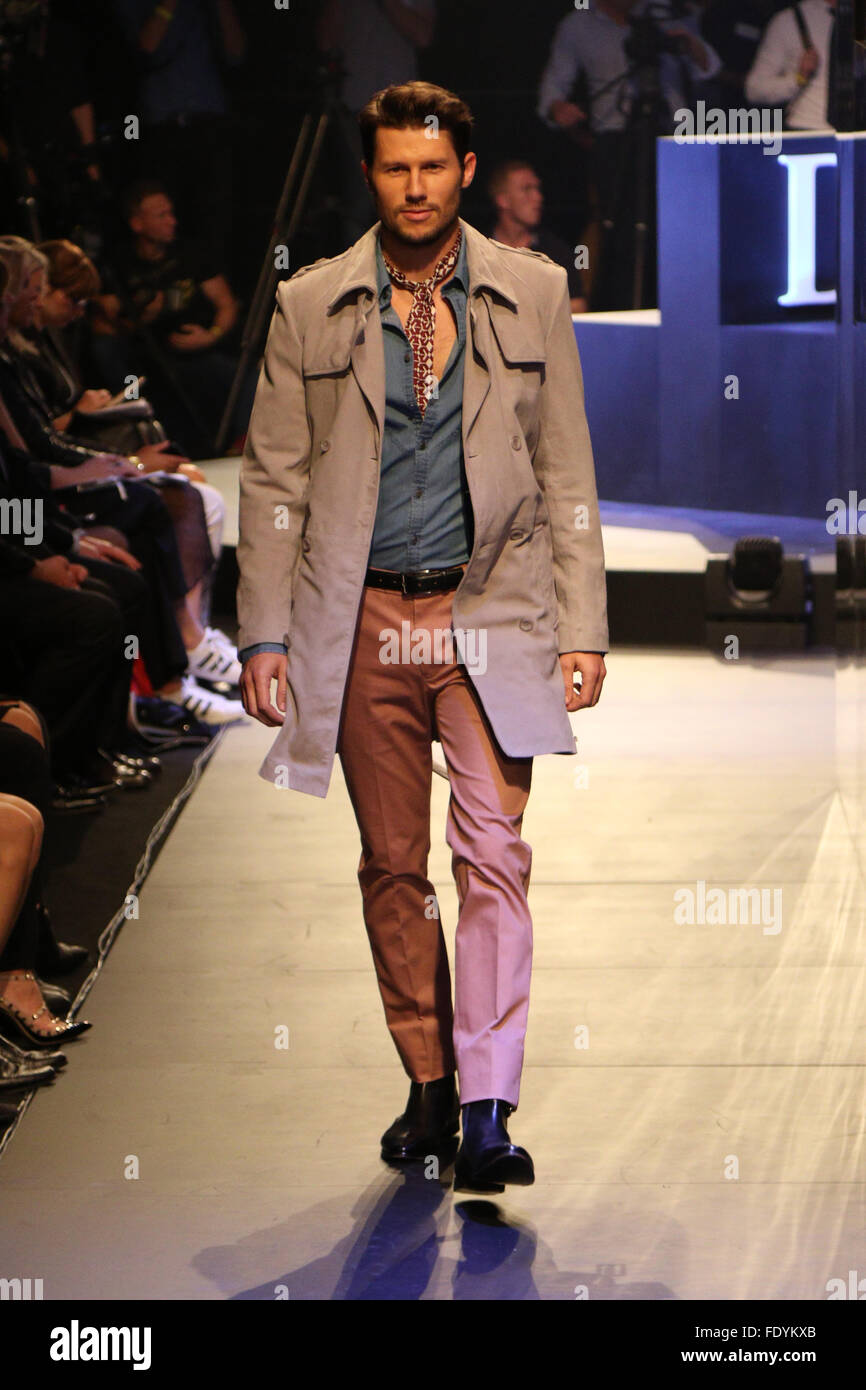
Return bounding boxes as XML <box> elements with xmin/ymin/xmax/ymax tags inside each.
<box><xmin>358</xmin><ymin>81</ymin><xmax>474</xmax><ymax>168</ymax></box>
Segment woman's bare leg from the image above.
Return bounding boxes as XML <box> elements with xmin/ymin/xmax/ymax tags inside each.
<box><xmin>0</xmin><ymin>795</ymin><xmax>43</xmax><ymax>957</ymax></box>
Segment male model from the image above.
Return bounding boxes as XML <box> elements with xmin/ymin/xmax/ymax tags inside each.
<box><xmin>236</xmin><ymin>81</ymin><xmax>608</xmax><ymax>1190</ymax></box>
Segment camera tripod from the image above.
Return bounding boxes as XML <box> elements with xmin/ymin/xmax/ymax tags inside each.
<box><xmin>567</xmin><ymin>1</ymin><xmax>692</xmax><ymax>310</ymax></box>
<box><xmin>214</xmin><ymin>59</ymin><xmax>345</xmax><ymax>456</ymax></box>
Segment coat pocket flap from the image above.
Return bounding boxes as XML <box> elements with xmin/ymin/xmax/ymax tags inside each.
<box><xmin>486</xmin><ymin>301</ymin><xmax>547</xmax><ymax>367</ymax></box>
<box><xmin>302</xmin><ymin>304</ymin><xmax>365</xmax><ymax>377</ymax></box>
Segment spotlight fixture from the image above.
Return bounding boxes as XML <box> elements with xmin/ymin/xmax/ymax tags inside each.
<box><xmin>705</xmin><ymin>537</ymin><xmax>813</xmax><ymax>651</ymax></box>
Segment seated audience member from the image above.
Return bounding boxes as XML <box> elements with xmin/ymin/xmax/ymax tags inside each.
<box><xmin>34</xmin><ymin>237</ymin><xmax>230</xmax><ymax>630</ymax></box>
<box><xmin>28</xmin><ymin>236</ymin><xmax>169</xmax><ymax>454</ymax></box>
<box><xmin>0</xmin><ymin>239</ymin><xmax>245</xmax><ymax>720</ymax></box>
<box><xmin>487</xmin><ymin>159</ymin><xmax>588</xmax><ymax>313</ymax></box>
<box><xmin>0</xmin><ymin>522</ymin><xmax>158</xmax><ymax>800</ymax></box>
<box><xmin>91</xmin><ymin>181</ymin><xmax>258</xmax><ymax>454</ymax></box>
<box><xmin>0</xmin><ymin>703</ymin><xmax>93</xmax><ymax>1063</ymax></box>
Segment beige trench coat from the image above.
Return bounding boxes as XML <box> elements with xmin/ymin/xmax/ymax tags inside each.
<box><xmin>236</xmin><ymin>216</ymin><xmax>608</xmax><ymax>797</ymax></box>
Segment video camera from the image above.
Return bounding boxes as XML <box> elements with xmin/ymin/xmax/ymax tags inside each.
<box><xmin>623</xmin><ymin>0</ymin><xmax>692</xmax><ymax>69</ymax></box>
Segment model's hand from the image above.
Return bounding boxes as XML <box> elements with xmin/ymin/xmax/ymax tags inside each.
<box><xmin>241</xmin><ymin>652</ymin><xmax>287</xmax><ymax>727</ymax></box>
<box><xmin>560</xmin><ymin>651</ymin><xmax>606</xmax><ymax>712</ymax></box>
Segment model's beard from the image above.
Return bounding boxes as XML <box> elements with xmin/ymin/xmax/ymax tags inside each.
<box><xmin>378</xmin><ymin>205</ymin><xmax>459</xmax><ymax>248</ymax></box>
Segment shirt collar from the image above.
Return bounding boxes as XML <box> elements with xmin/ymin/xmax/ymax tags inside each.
<box><xmin>376</xmin><ymin>225</ymin><xmax>468</xmax><ymax>305</ymax></box>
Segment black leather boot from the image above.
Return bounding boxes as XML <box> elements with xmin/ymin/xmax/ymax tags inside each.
<box><xmin>380</xmin><ymin>1073</ymin><xmax>460</xmax><ymax>1160</ymax></box>
<box><xmin>453</xmin><ymin>1099</ymin><xmax>535</xmax><ymax>1190</ymax></box>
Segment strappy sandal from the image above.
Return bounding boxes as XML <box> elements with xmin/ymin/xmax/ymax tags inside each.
<box><xmin>0</xmin><ymin>971</ymin><xmax>92</xmax><ymax>1049</ymax></box>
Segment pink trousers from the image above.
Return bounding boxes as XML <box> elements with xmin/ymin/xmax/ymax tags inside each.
<box><xmin>336</xmin><ymin>578</ymin><xmax>534</xmax><ymax>1107</ymax></box>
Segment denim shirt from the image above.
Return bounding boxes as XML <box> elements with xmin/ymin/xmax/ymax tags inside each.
<box><xmin>367</xmin><ymin>225</ymin><xmax>471</xmax><ymax>569</ymax></box>
<box><xmin>239</xmin><ymin>227</ymin><xmax>472</xmax><ymax>664</ymax></box>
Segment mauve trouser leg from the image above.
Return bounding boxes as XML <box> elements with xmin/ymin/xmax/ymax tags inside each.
<box><xmin>337</xmin><ymin>583</ymin><xmax>534</xmax><ymax>1106</ymax></box>
<box><xmin>430</xmin><ymin>642</ymin><xmax>533</xmax><ymax>1110</ymax></box>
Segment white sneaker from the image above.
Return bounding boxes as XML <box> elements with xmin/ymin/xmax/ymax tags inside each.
<box><xmin>177</xmin><ymin>675</ymin><xmax>247</xmax><ymax>726</ymax></box>
<box><xmin>186</xmin><ymin>631</ymin><xmax>242</xmax><ymax>687</ymax></box>
<box><xmin>205</xmin><ymin>625</ymin><xmax>237</xmax><ymax>654</ymax></box>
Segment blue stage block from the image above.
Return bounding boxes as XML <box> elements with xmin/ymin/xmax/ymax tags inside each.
<box><xmin>574</xmin><ymin>133</ymin><xmax>862</xmax><ymax>520</ymax></box>
<box><xmin>573</xmin><ymin>317</ymin><xmax>659</xmax><ymax>502</ymax></box>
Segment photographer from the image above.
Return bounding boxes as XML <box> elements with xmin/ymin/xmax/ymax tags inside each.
<box><xmin>700</xmin><ymin>2</ymin><xmax>790</xmax><ymax>107</ymax></box>
<box><xmin>537</xmin><ymin>0</ymin><xmax>721</xmax><ymax>308</ymax></box>
<box><xmin>745</xmin><ymin>0</ymin><xmax>838</xmax><ymax>131</ymax></box>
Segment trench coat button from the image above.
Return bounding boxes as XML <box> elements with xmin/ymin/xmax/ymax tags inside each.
<box><xmin>301</xmin><ymin>538</ymin><xmax>311</xmax><ymax>552</ymax></box>
<box><xmin>511</xmin><ymin>435</ymin><xmax>522</xmax><ymax>449</ymax></box>
<box><xmin>320</xmin><ymin>440</ymin><xmax>330</xmax><ymax>451</ymax></box>
<box><xmin>510</xmin><ymin>527</ymin><xmax>524</xmax><ymax>540</ymax></box>
<box><xmin>519</xmin><ymin>618</ymin><xmax>533</xmax><ymax>631</ymax></box>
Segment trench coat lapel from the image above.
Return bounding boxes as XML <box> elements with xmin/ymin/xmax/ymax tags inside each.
<box><xmin>321</xmin><ymin>218</ymin><xmax>539</xmax><ymax>458</ymax></box>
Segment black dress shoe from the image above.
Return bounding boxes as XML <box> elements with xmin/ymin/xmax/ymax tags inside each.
<box><xmin>109</xmin><ymin>746</ymin><xmax>163</xmax><ymax>776</ymax></box>
<box><xmin>380</xmin><ymin>1073</ymin><xmax>460</xmax><ymax>1160</ymax></box>
<box><xmin>453</xmin><ymin>1099</ymin><xmax>535</xmax><ymax>1190</ymax></box>
<box><xmin>53</xmin><ymin>768</ymin><xmax>117</xmax><ymax>798</ymax></box>
<box><xmin>50</xmin><ymin>782</ymin><xmax>109</xmax><ymax>813</ymax></box>
<box><xmin>87</xmin><ymin>751</ymin><xmax>152</xmax><ymax>789</ymax></box>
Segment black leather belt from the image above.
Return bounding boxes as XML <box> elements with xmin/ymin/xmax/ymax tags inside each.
<box><xmin>364</xmin><ymin>564</ymin><xmax>465</xmax><ymax>596</ymax></box>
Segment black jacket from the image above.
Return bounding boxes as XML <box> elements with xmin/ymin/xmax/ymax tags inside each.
<box><xmin>0</xmin><ymin>347</ymin><xmax>93</xmax><ymax>469</ymax></box>
<box><xmin>0</xmin><ymin>435</ymin><xmax>77</xmax><ymax>577</ymax></box>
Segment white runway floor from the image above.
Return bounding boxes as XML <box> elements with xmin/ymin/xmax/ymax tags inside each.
<box><xmin>1</xmin><ymin>647</ymin><xmax>863</xmax><ymax>1301</ymax></box>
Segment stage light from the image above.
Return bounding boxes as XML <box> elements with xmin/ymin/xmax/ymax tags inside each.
<box><xmin>705</xmin><ymin>537</ymin><xmax>813</xmax><ymax>651</ymax></box>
